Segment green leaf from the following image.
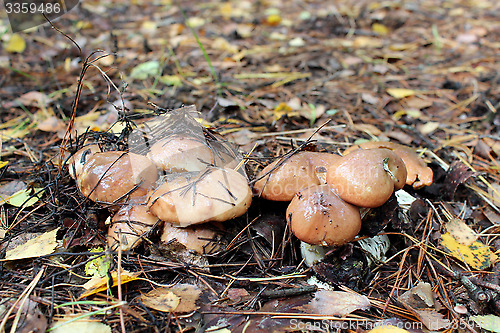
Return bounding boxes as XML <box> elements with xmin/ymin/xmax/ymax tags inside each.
<box><xmin>85</xmin><ymin>247</ymin><xmax>112</xmax><ymax>278</ymax></box>
<box><xmin>130</xmin><ymin>61</ymin><xmax>160</xmax><ymax>80</ymax></box>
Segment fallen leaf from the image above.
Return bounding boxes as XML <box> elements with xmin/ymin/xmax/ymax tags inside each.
<box><xmin>37</xmin><ymin>116</ymin><xmax>66</xmax><ymax>133</ymax></box>
<box><xmin>80</xmin><ymin>270</ymin><xmax>140</xmax><ymax>299</ymax></box>
<box><xmin>1</xmin><ymin>187</ymin><xmax>44</xmax><ymax>207</ymax></box>
<box><xmin>372</xmin><ymin>23</ymin><xmax>389</xmax><ymax>35</ymax></box>
<box><xmin>445</xmin><ymin>219</ymin><xmax>478</xmax><ymax>245</ymax></box>
<box><xmin>5</xmin><ymin>33</ymin><xmax>26</xmax><ymax>53</ymax></box>
<box><xmin>0</xmin><ymin>298</ymin><xmax>47</xmax><ymax>333</ymax></box>
<box><xmin>470</xmin><ymin>315</ymin><xmax>500</xmax><ymax>333</ymax></box>
<box><xmin>84</xmin><ymin>247</ymin><xmax>112</xmax><ymax>278</ymax></box>
<box><xmin>418</xmin><ymin>121</ymin><xmax>440</xmax><ymax>135</ymax></box>
<box><xmin>3</xmin><ymin>91</ymin><xmax>53</xmax><ymax>108</ymax></box>
<box><xmin>5</xmin><ymin>228</ymin><xmax>59</xmax><ymax>261</ymax></box>
<box><xmin>0</xmin><ymin>161</ymin><xmax>7</xmax><ymax>169</ymax></box>
<box><xmin>50</xmin><ymin>318</ymin><xmax>111</xmax><ymax>333</ymax></box>
<box><xmin>141</xmin><ymin>284</ymin><xmax>202</xmax><ymax>313</ymax></box>
<box><xmin>441</xmin><ymin>232</ymin><xmax>498</xmax><ymax>270</ymax></box>
<box><xmin>295</xmin><ymin>290</ymin><xmax>370</xmax><ymax>316</ymax></box>
<box><xmin>130</xmin><ymin>61</ymin><xmax>160</xmax><ymax>80</ymax></box>
<box><xmin>398</xmin><ymin>282</ymin><xmax>450</xmax><ymax>330</ymax></box>
<box><xmin>387</xmin><ymin>88</ymin><xmax>417</xmax><ymax>99</ymax></box>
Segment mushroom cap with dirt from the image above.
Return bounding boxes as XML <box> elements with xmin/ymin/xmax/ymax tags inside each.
<box><xmin>148</xmin><ymin>167</ymin><xmax>252</xmax><ymax>227</ymax></box>
<box><xmin>286</xmin><ymin>184</ymin><xmax>361</xmax><ymax>246</ymax></box>
<box><xmin>77</xmin><ymin>151</ymin><xmax>159</xmax><ymax>204</ymax></box>
<box><xmin>108</xmin><ymin>203</ymin><xmax>159</xmax><ymax>251</ymax></box>
<box><xmin>147</xmin><ymin>135</ymin><xmax>213</xmax><ymax>173</ymax></box>
<box><xmin>326</xmin><ymin>148</ymin><xmax>407</xmax><ymax>208</ymax></box>
<box><xmin>161</xmin><ymin>222</ymin><xmax>221</xmax><ymax>254</ymax></box>
<box><xmin>344</xmin><ymin>141</ymin><xmax>433</xmax><ymax>189</ymax></box>
<box><xmin>253</xmin><ymin>151</ymin><xmax>341</xmax><ymax>201</ymax></box>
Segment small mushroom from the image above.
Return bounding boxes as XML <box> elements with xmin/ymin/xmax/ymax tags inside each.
<box><xmin>68</xmin><ymin>144</ymin><xmax>101</xmax><ymax>179</ymax></box>
<box><xmin>108</xmin><ymin>204</ymin><xmax>159</xmax><ymax>251</ymax></box>
<box><xmin>344</xmin><ymin>141</ymin><xmax>433</xmax><ymax>188</ymax></box>
<box><xmin>148</xmin><ymin>167</ymin><xmax>252</xmax><ymax>227</ymax></box>
<box><xmin>147</xmin><ymin>135</ymin><xmax>213</xmax><ymax>173</ymax></box>
<box><xmin>253</xmin><ymin>152</ymin><xmax>341</xmax><ymax>201</ymax></box>
<box><xmin>287</xmin><ymin>184</ymin><xmax>361</xmax><ymax>246</ymax></box>
<box><xmin>326</xmin><ymin>148</ymin><xmax>407</xmax><ymax>208</ymax></box>
<box><xmin>77</xmin><ymin>151</ymin><xmax>159</xmax><ymax>204</ymax></box>
<box><xmin>161</xmin><ymin>222</ymin><xmax>221</xmax><ymax>254</ymax></box>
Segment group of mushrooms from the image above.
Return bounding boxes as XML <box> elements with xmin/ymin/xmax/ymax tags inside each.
<box><xmin>69</xmin><ymin>114</ymin><xmax>433</xmax><ymax>257</ymax></box>
<box><xmin>254</xmin><ymin>141</ymin><xmax>433</xmax><ymax>248</ymax></box>
<box><xmin>69</xmin><ymin>125</ymin><xmax>252</xmax><ymax>254</ymax></box>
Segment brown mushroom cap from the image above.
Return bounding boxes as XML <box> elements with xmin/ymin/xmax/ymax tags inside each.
<box><xmin>286</xmin><ymin>184</ymin><xmax>361</xmax><ymax>246</ymax></box>
<box><xmin>147</xmin><ymin>136</ymin><xmax>213</xmax><ymax>173</ymax></box>
<box><xmin>326</xmin><ymin>148</ymin><xmax>407</xmax><ymax>208</ymax></box>
<box><xmin>68</xmin><ymin>144</ymin><xmax>101</xmax><ymax>179</ymax></box>
<box><xmin>148</xmin><ymin>167</ymin><xmax>252</xmax><ymax>227</ymax></box>
<box><xmin>108</xmin><ymin>204</ymin><xmax>159</xmax><ymax>251</ymax></box>
<box><xmin>161</xmin><ymin>222</ymin><xmax>220</xmax><ymax>254</ymax></box>
<box><xmin>77</xmin><ymin>151</ymin><xmax>159</xmax><ymax>204</ymax></box>
<box><xmin>344</xmin><ymin>141</ymin><xmax>433</xmax><ymax>189</ymax></box>
<box><xmin>253</xmin><ymin>152</ymin><xmax>341</xmax><ymax>201</ymax></box>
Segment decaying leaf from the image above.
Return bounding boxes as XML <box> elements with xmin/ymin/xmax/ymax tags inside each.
<box><xmin>398</xmin><ymin>282</ymin><xmax>450</xmax><ymax>330</ymax></box>
<box><xmin>50</xmin><ymin>317</ymin><xmax>111</xmax><ymax>333</ymax></box>
<box><xmin>441</xmin><ymin>232</ymin><xmax>498</xmax><ymax>270</ymax></box>
<box><xmin>470</xmin><ymin>315</ymin><xmax>500</xmax><ymax>333</ymax></box>
<box><xmin>5</xmin><ymin>227</ymin><xmax>60</xmax><ymax>261</ymax></box>
<box><xmin>445</xmin><ymin>219</ymin><xmax>478</xmax><ymax>245</ymax></box>
<box><xmin>140</xmin><ymin>284</ymin><xmax>202</xmax><ymax>313</ymax></box>
<box><xmin>0</xmin><ymin>298</ymin><xmax>48</xmax><ymax>333</ymax></box>
<box><xmin>80</xmin><ymin>270</ymin><xmax>140</xmax><ymax>299</ymax></box>
<box><xmin>295</xmin><ymin>290</ymin><xmax>371</xmax><ymax>316</ymax></box>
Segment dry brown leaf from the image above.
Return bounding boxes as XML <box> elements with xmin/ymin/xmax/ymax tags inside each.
<box><xmin>141</xmin><ymin>284</ymin><xmax>202</xmax><ymax>313</ymax></box>
<box><xmin>295</xmin><ymin>290</ymin><xmax>370</xmax><ymax>316</ymax></box>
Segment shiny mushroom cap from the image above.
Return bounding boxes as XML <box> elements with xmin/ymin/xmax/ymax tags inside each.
<box><xmin>147</xmin><ymin>135</ymin><xmax>213</xmax><ymax>173</ymax></box>
<box><xmin>108</xmin><ymin>204</ymin><xmax>159</xmax><ymax>251</ymax></box>
<box><xmin>326</xmin><ymin>148</ymin><xmax>407</xmax><ymax>208</ymax></box>
<box><xmin>286</xmin><ymin>184</ymin><xmax>361</xmax><ymax>246</ymax></box>
<box><xmin>161</xmin><ymin>222</ymin><xmax>221</xmax><ymax>254</ymax></box>
<box><xmin>253</xmin><ymin>151</ymin><xmax>341</xmax><ymax>201</ymax></box>
<box><xmin>148</xmin><ymin>167</ymin><xmax>252</xmax><ymax>227</ymax></box>
<box><xmin>68</xmin><ymin>144</ymin><xmax>101</xmax><ymax>179</ymax></box>
<box><xmin>77</xmin><ymin>151</ymin><xmax>159</xmax><ymax>204</ymax></box>
<box><xmin>344</xmin><ymin>141</ymin><xmax>433</xmax><ymax>189</ymax></box>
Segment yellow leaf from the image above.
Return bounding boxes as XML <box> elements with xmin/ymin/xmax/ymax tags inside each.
<box><xmin>418</xmin><ymin>121</ymin><xmax>440</xmax><ymax>135</ymax></box>
<box><xmin>372</xmin><ymin>23</ymin><xmax>389</xmax><ymax>35</ymax></box>
<box><xmin>80</xmin><ymin>270</ymin><xmax>140</xmax><ymax>299</ymax></box>
<box><xmin>387</xmin><ymin>88</ymin><xmax>417</xmax><ymax>99</ymax></box>
<box><xmin>0</xmin><ymin>161</ymin><xmax>7</xmax><ymax>169</ymax></box>
<box><xmin>5</xmin><ymin>34</ymin><xmax>26</xmax><ymax>53</ymax></box>
<box><xmin>441</xmin><ymin>232</ymin><xmax>498</xmax><ymax>270</ymax></box>
<box><xmin>266</xmin><ymin>14</ymin><xmax>282</xmax><ymax>26</ymax></box>
<box><xmin>5</xmin><ymin>228</ymin><xmax>59</xmax><ymax>261</ymax></box>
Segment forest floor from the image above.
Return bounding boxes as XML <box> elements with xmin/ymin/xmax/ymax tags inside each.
<box><xmin>1</xmin><ymin>0</ymin><xmax>500</xmax><ymax>332</ymax></box>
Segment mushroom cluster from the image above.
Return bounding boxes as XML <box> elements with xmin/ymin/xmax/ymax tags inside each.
<box><xmin>254</xmin><ymin>143</ymin><xmax>433</xmax><ymax>248</ymax></box>
<box><xmin>69</xmin><ymin>108</ymin><xmax>251</xmax><ymax>253</ymax></box>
